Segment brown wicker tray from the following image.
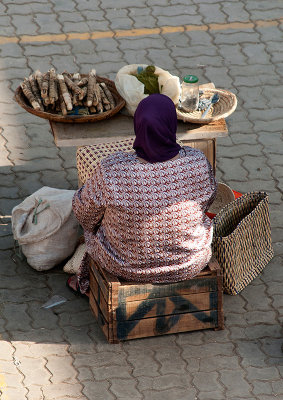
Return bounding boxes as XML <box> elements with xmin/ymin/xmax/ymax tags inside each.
<box><xmin>176</xmin><ymin>87</ymin><xmax>237</xmax><ymax>124</ymax></box>
<box><xmin>14</xmin><ymin>75</ymin><xmax>126</xmax><ymax>123</ymax></box>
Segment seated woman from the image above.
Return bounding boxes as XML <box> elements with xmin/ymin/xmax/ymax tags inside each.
<box><xmin>69</xmin><ymin>94</ymin><xmax>217</xmax><ymax>295</ymax></box>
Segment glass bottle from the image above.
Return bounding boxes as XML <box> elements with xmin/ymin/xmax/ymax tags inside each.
<box><xmin>180</xmin><ymin>75</ymin><xmax>199</xmax><ymax>112</ymax></box>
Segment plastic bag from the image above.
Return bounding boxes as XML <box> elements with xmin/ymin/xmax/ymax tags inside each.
<box><xmin>115</xmin><ymin>64</ymin><xmax>181</xmax><ymax>116</ymax></box>
<box><xmin>12</xmin><ymin>187</ymin><xmax>79</xmax><ymax>271</ymax></box>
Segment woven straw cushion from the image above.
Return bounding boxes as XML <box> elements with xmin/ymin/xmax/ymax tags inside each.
<box><xmin>77</xmin><ymin>138</ymin><xmax>183</xmax><ymax>184</ymax></box>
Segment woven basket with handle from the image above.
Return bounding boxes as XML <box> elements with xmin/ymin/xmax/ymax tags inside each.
<box><xmin>212</xmin><ymin>191</ymin><xmax>273</xmax><ymax>295</ymax></box>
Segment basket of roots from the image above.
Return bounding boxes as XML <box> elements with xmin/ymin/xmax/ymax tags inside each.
<box><xmin>14</xmin><ymin>69</ymin><xmax>126</xmax><ymax>123</ymax></box>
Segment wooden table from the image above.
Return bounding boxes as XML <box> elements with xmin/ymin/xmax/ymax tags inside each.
<box><xmin>50</xmin><ymin>115</ymin><xmax>227</xmax><ymax>173</ymax></box>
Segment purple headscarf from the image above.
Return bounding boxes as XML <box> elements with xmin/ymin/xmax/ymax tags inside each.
<box><xmin>133</xmin><ymin>94</ymin><xmax>181</xmax><ymax>163</ymax></box>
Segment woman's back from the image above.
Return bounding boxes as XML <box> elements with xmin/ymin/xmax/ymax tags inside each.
<box><xmin>73</xmin><ymin>146</ymin><xmax>216</xmax><ymax>284</ymax></box>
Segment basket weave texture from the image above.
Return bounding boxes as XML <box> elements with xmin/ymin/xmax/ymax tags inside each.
<box><xmin>212</xmin><ymin>192</ymin><xmax>273</xmax><ymax>295</ymax></box>
<box><xmin>14</xmin><ymin>75</ymin><xmax>125</xmax><ymax>124</ymax></box>
<box><xmin>176</xmin><ymin>88</ymin><xmax>237</xmax><ymax>124</ymax></box>
<box><xmin>77</xmin><ymin>137</ymin><xmax>183</xmax><ymax>184</ymax></box>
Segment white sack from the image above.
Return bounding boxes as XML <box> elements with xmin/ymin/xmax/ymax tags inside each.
<box><xmin>12</xmin><ymin>186</ymin><xmax>79</xmax><ymax>271</ymax></box>
<box><xmin>115</xmin><ymin>64</ymin><xmax>181</xmax><ymax>116</ymax></box>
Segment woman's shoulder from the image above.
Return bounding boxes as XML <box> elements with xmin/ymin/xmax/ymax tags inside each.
<box><xmin>181</xmin><ymin>146</ymin><xmax>208</xmax><ymax>160</ymax></box>
<box><xmin>100</xmin><ymin>151</ymin><xmax>135</xmax><ymax>168</ymax></box>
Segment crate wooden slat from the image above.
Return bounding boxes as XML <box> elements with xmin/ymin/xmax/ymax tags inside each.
<box><xmin>89</xmin><ymin>257</ymin><xmax>224</xmax><ymax>343</ymax></box>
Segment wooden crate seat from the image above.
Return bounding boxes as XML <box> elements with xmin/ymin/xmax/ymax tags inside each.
<box><xmin>89</xmin><ymin>257</ymin><xmax>224</xmax><ymax>343</ymax></box>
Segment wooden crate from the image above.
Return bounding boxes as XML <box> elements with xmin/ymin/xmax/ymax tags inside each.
<box><xmin>89</xmin><ymin>258</ymin><xmax>224</xmax><ymax>343</ymax></box>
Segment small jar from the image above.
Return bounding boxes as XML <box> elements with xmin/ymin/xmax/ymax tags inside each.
<box><xmin>180</xmin><ymin>75</ymin><xmax>199</xmax><ymax>112</ymax></box>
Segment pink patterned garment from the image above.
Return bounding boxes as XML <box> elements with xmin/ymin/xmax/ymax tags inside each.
<box><xmin>72</xmin><ymin>146</ymin><xmax>217</xmax><ymax>291</ymax></box>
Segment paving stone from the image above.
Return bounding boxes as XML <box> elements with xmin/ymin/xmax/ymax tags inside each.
<box><xmin>247</xmin><ymin>8</ymin><xmax>283</xmax><ymax>20</ymax></box>
<box><xmin>2</xmin><ymin>303</ymin><xmax>33</xmax><ymax>332</ymax></box>
<box><xmin>220</xmin><ymin>369</ymin><xmax>253</xmax><ymax>397</ymax></box>
<box><xmin>127</xmin><ymin>350</ymin><xmax>160</xmax><ymax>377</ymax></box>
<box><xmin>0</xmin><ymin>386</ymin><xmax>28</xmax><ymax>399</ymax></box>
<box><xmin>62</xmin><ymin>325</ymin><xmax>96</xmax><ymax>354</ymax></box>
<box><xmin>57</xmin><ymin>11</ymin><xmax>85</xmax><ymax>23</ymax></box>
<box><xmin>123</xmin><ymin>49</ymin><xmax>150</xmax><ymax>65</ymax></box>
<box><xmin>13</xmin><ymin>338</ymin><xmax>69</xmax><ymax>359</ymax></box>
<box><xmin>40</xmin><ymin>169</ymin><xmax>71</xmax><ymax>189</ymax></box>
<box><xmin>0</xmin><ymin>286</ymin><xmax>50</xmax><ymax>304</ymax></box>
<box><xmin>68</xmin><ymin>39</ymin><xmax>96</xmax><ymax>54</ymax></box>
<box><xmin>193</xmin><ymin>371</ymin><xmax>223</xmax><ymax>392</ymax></box>
<box><xmin>246</xmin><ymin>365</ymin><xmax>280</xmax><ymax>381</ymax></box>
<box><xmin>51</xmin><ymin>0</ymin><xmax>77</xmax><ymax>11</ymax></box>
<box><xmin>218</xmin><ymin>44</ymin><xmax>247</xmax><ymax>66</ymax></box>
<box><xmin>86</xmin><ymin>19</ymin><xmax>111</xmax><ymax>32</ymax></box>
<box><xmin>109</xmin><ymin>378</ymin><xmax>142</xmax><ymax>398</ymax></box>
<box><xmin>14</xmin><ymin>171</ymin><xmax>43</xmax><ymax>197</ymax></box>
<box><xmin>270</xmin><ymin>293</ymin><xmax>283</xmax><ymax>310</ymax></box>
<box><xmin>199</xmin><ymin>355</ymin><xmax>241</xmax><ymax>372</ymax></box>
<box><xmin>92</xmin><ymin>364</ymin><xmax>132</xmax><ymax>380</ymax></box>
<box><xmin>25</xmin><ymin>384</ymin><xmax>45</xmax><ymax>400</ymax></box>
<box><xmin>51</xmin><ymin>55</ymin><xmax>79</xmax><ymax>72</ymax></box>
<box><xmin>147</xmin><ymin>48</ymin><xmax>176</xmax><ymax>69</ymax></box>
<box><xmin>59</xmin><ymin>309</ymin><xmax>93</xmax><ymax>327</ymax></box>
<box><xmin>202</xmin><ymin>328</ymin><xmax>231</xmax><ymax>344</ymax></box>
<box><xmin>0</xmin><ymin>340</ymin><xmax>14</xmax><ymax>361</ymax></box>
<box><xmin>272</xmin><ymin>379</ymin><xmax>283</xmax><ymax>395</ymax></box>
<box><xmin>198</xmin><ymin>391</ymin><xmax>225</xmax><ymax>400</ymax></box>
<box><xmin>130</xmin><ymin>13</ymin><xmax>157</xmax><ymax>29</ymax></box>
<box><xmin>143</xmin><ymin>387</ymin><xmax>197</xmax><ymax>400</ymax></box>
<box><xmin>28</xmin><ymin>303</ymin><xmax>60</xmax><ymax>330</ymax></box>
<box><xmin>12</xmin><ymin>157</ymin><xmax>63</xmax><ymax>173</ymax></box>
<box><xmin>138</xmin><ymin>373</ymin><xmax>191</xmax><ymax>391</ymax></box>
<box><xmin>46</xmin><ymin>354</ymin><xmax>78</xmax><ymax>384</ymax></box>
<box><xmin>0</xmin><ymin>217</ymin><xmax>12</xmax><ymax>236</ymax></box>
<box><xmin>82</xmin><ymin>380</ymin><xmax>115</xmax><ymax>400</ymax></box>
<box><xmin>18</xmin><ymin>357</ymin><xmax>51</xmax><ymax>386</ymax></box>
<box><xmin>205</xmin><ymin>66</ymin><xmax>233</xmax><ymax>87</ymax></box>
<box><xmin>42</xmin><ymin>382</ymin><xmax>83</xmax><ymax>399</ymax></box>
<box><xmin>236</xmin><ymin>341</ymin><xmax>268</xmax><ymax>368</ymax></box>
<box><xmin>256</xmin><ymin>25</ymin><xmax>283</xmax><ymax>43</ymax></box>
<box><xmin>244</xmin><ymin>310</ymin><xmax>278</xmax><ymax>326</ymax></box>
<box><xmin>258</xmin><ymin>132</ymin><xmax>283</xmax><ymax>152</ymax></box>
<box><xmin>199</xmin><ymin>3</ymin><xmax>227</xmax><ymax>23</ymax></box>
<box><xmin>9</xmin><ymin>146</ymin><xmax>59</xmax><ymax>162</ymax></box>
<box><xmin>184</xmin><ymin>32</ymin><xmax>211</xmax><ymax>48</ymax></box>
<box><xmin>26</xmin><ymin>55</ymin><xmax>53</xmax><ymax>72</ymax></box>
<box><xmin>172</xmin><ymin>45</ymin><xmax>217</xmax><ymax>58</ymax></box>
<box><xmin>33</xmin><ymin>13</ymin><xmax>62</xmax><ymax>34</ymax></box>
<box><xmin>117</xmin><ymin>36</ymin><xmax>166</xmax><ymax>51</ymax></box>
<box><xmin>77</xmin><ymin>366</ymin><xmax>93</xmax><ymax>382</ymax></box>
<box><xmin>25</xmin><ymin>123</ymin><xmax>56</xmax><ymax>147</ymax></box>
<box><xmin>182</xmin><ymin>342</ymin><xmax>234</xmax><ymax>359</ymax></box>
<box><xmin>12</xmin><ymin>15</ymin><xmax>38</xmax><ymax>35</ymax></box>
<box><xmin>217</xmin><ymin>157</ymin><xmax>247</xmax><ymax>181</ymax></box>
<box><xmin>80</xmin><ymin>9</ymin><xmax>104</xmax><ymax>21</ymax></box>
<box><xmin>23</xmin><ymin>43</ymin><xmax>71</xmax><ymax>57</ymax></box>
<box><xmin>73</xmin><ymin>350</ymin><xmax>128</xmax><ymax>370</ymax></box>
<box><xmin>154</xmin><ymin>346</ymin><xmax>187</xmax><ymax>374</ymax></box>
<box><xmin>0</xmin><ymin>250</ymin><xmax>17</xmax><ymax>276</ymax></box>
<box><xmin>213</xmin><ymin>30</ymin><xmax>260</xmax><ymax>45</ymax></box>
<box><xmin>176</xmin><ymin>55</ymin><xmax>224</xmax><ymax>68</ymax></box>
<box><xmin>124</xmin><ymin>333</ymin><xmax>176</xmax><ymax>350</ymax></box>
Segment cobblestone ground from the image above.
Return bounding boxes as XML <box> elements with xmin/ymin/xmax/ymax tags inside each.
<box><xmin>0</xmin><ymin>0</ymin><xmax>283</xmax><ymax>399</ymax></box>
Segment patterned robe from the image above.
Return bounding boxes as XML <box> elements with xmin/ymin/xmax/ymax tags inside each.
<box><xmin>72</xmin><ymin>147</ymin><xmax>217</xmax><ymax>292</ymax></box>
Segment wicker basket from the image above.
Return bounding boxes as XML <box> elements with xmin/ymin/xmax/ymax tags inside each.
<box><xmin>212</xmin><ymin>192</ymin><xmax>273</xmax><ymax>295</ymax></box>
<box><xmin>176</xmin><ymin>88</ymin><xmax>237</xmax><ymax>124</ymax></box>
<box><xmin>14</xmin><ymin>75</ymin><xmax>126</xmax><ymax>124</ymax></box>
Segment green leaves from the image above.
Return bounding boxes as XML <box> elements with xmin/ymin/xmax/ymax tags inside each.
<box><xmin>134</xmin><ymin>65</ymin><xmax>160</xmax><ymax>95</ymax></box>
